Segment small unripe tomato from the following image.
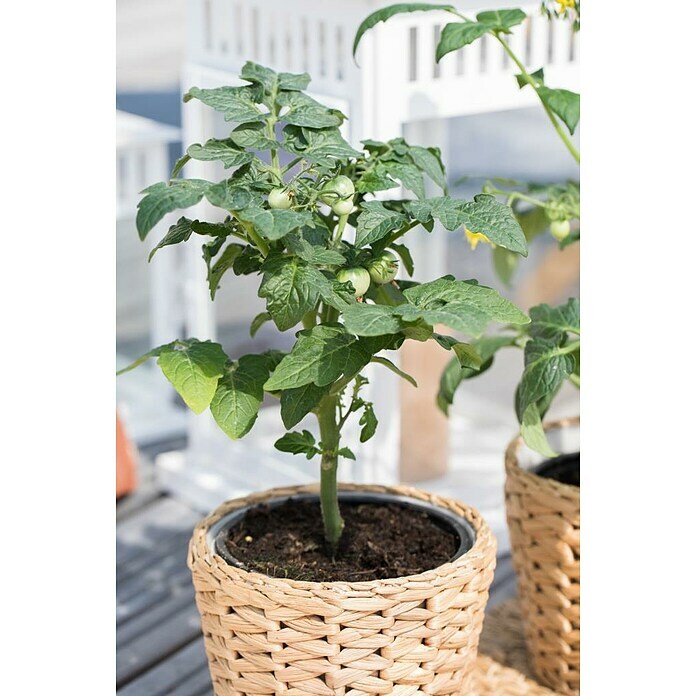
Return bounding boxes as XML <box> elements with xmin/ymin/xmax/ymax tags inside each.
<box><xmin>331</xmin><ymin>198</ymin><xmax>354</xmax><ymax>216</ymax></box>
<box><xmin>268</xmin><ymin>188</ymin><xmax>293</xmax><ymax>209</ymax></box>
<box><xmin>336</xmin><ymin>267</ymin><xmax>370</xmax><ymax>298</ymax></box>
<box><xmin>367</xmin><ymin>251</ymin><xmax>399</xmax><ymax>284</ymax></box>
<box><xmin>550</xmin><ymin>219</ymin><xmax>571</xmax><ymax>241</ymax></box>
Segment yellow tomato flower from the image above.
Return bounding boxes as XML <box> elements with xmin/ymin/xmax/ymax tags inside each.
<box><xmin>556</xmin><ymin>0</ymin><xmax>575</xmax><ymax>15</ymax></box>
<box><xmin>465</xmin><ymin>228</ymin><xmax>492</xmax><ymax>250</ymax></box>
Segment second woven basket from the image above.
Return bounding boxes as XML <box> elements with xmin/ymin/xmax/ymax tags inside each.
<box><xmin>188</xmin><ymin>483</ymin><xmax>497</xmax><ymax>695</ymax></box>
<box><xmin>504</xmin><ymin>417</ymin><xmax>580</xmax><ymax>694</ymax></box>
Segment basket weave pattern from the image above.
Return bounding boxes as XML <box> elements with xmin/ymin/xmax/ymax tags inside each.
<box><xmin>188</xmin><ymin>483</ymin><xmax>496</xmax><ymax>695</ymax></box>
<box><xmin>504</xmin><ymin>417</ymin><xmax>580</xmax><ymax>695</ymax></box>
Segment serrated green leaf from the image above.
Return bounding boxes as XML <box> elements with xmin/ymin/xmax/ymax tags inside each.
<box><xmin>476</xmin><ymin>8</ymin><xmax>526</xmax><ymax>30</ymax></box>
<box><xmin>239</xmin><ymin>61</ymin><xmax>279</xmax><ymax>94</ymax></box>
<box><xmin>359</xmin><ymin>403</ymin><xmax>378</xmax><ymax>442</ymax></box>
<box><xmin>204</xmin><ymin>181</ymin><xmax>253</xmax><ymax>210</ymax></box>
<box><xmin>274</xmin><ymin>430</ymin><xmax>320</xmax><ymax>459</ymax></box>
<box><xmin>264</xmin><ymin>325</ymin><xmax>370</xmax><ymax>391</ymax></box>
<box><xmin>342</xmin><ymin>304</ymin><xmax>405</xmax><ymax>337</ymax></box>
<box><xmin>405</xmin><ymin>197</ymin><xmax>463</xmax><ymax>230</ymax></box>
<box><xmin>353</xmin><ymin>4</ymin><xmax>456</xmax><ymax>58</ymax></box>
<box><xmin>210</xmin><ymin>354</ymin><xmax>272</xmax><ymax>439</ymax></box>
<box><xmin>408</xmin><ymin>145</ymin><xmax>447</xmax><ymax>191</ymax></box>
<box><xmin>264</xmin><ymin>209</ymin><xmax>314</xmax><ymax>241</ymax></box>
<box><xmin>187</xmin><ymin>139</ymin><xmax>254</xmax><ymax>169</ymax></box>
<box><xmin>277</xmin><ymin>91</ymin><xmax>344</xmax><ymax>128</ymax></box>
<box><xmin>451</xmin><ymin>342</ymin><xmax>483</xmax><ymax>369</ymax></box>
<box><xmin>280</xmin><ymin>383</ymin><xmax>328</xmax><ymax>428</ymax></box>
<box><xmin>356</xmin><ymin>167</ymin><xmax>400</xmax><ymax>195</ymax></box>
<box><xmin>528</xmin><ymin>298</ymin><xmax>580</xmax><ymax>341</ymax></box>
<box><xmin>285</xmin><ymin>232</ymin><xmax>345</xmax><ymax>265</ymax></box>
<box><xmin>156</xmin><ymin>340</ymin><xmax>228</xmax><ymax>414</ymax></box>
<box><xmin>516</xmin><ymin>339</ymin><xmax>576</xmax><ymax>420</ymax></box>
<box><xmin>148</xmin><ymin>217</ymin><xmax>194</xmax><ymax>261</ymax></box>
<box><xmin>283</xmin><ymin>125</ymin><xmax>361</xmax><ymax>163</ymax></box>
<box><xmin>520</xmin><ymin>402</ymin><xmax>558</xmax><ymax>458</ymax></box>
<box><xmin>207</xmin><ymin>244</ymin><xmax>245</xmax><ymax>299</ymax></box>
<box><xmin>229</xmin><ymin>122</ymin><xmax>278</xmax><ymax>150</ymax></box>
<box><xmin>184</xmin><ymin>85</ymin><xmax>263</xmax><ymax>123</ymax></box>
<box><xmin>355</xmin><ymin>201</ymin><xmax>408</xmax><ymax>247</ymax></box>
<box><xmin>537</xmin><ymin>86</ymin><xmax>580</xmax><ymax>135</ymax></box>
<box><xmin>136</xmin><ymin>180</ymin><xmax>210</xmax><ymax>240</ymax></box>
<box><xmin>338</xmin><ymin>447</ymin><xmax>356</xmax><ymax>460</ymax></box>
<box><xmin>258</xmin><ymin>256</ymin><xmax>336</xmax><ymax>331</ymax></box>
<box><xmin>460</xmin><ymin>194</ymin><xmax>527</xmax><ymax>255</ymax></box>
<box><xmin>436</xmin><ymin>22</ymin><xmax>490</xmax><ymax>61</ymax></box>
<box><xmin>384</xmin><ymin>162</ymin><xmax>426</xmax><ymax>200</ymax></box>
<box><xmin>250</xmin><ymin>312</ymin><xmax>272</xmax><ymax>338</ymax></box>
<box><xmin>404</xmin><ymin>276</ymin><xmax>529</xmax><ymax>325</ymax></box>
<box><xmin>236</xmin><ymin>205</ymin><xmax>275</xmax><ymax>237</ymax></box>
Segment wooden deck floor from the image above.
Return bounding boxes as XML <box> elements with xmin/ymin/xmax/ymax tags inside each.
<box><xmin>116</xmin><ymin>492</ymin><xmax>517</xmax><ymax>695</ymax></box>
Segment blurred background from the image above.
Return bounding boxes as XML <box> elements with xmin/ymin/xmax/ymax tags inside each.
<box><xmin>116</xmin><ymin>0</ymin><xmax>579</xmax><ymax>551</ymax></box>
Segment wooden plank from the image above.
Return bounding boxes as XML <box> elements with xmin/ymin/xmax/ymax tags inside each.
<box><xmin>118</xmin><ymin>528</ymin><xmax>192</xmax><ymax>584</ymax></box>
<box><xmin>168</xmin><ymin>667</ymin><xmax>213</xmax><ymax>696</ymax></box>
<box><xmin>117</xmin><ymin>563</ymin><xmax>192</xmax><ymax>624</ymax></box>
<box><xmin>117</xmin><ymin>604</ymin><xmax>203</xmax><ymax>687</ymax></box>
<box><xmin>118</xmin><ymin>638</ymin><xmax>208</xmax><ymax>696</ymax></box>
<box><xmin>117</xmin><ymin>497</ymin><xmax>200</xmax><ymax>565</ymax></box>
<box><xmin>118</xmin><ymin>585</ymin><xmax>196</xmax><ymax>647</ymax></box>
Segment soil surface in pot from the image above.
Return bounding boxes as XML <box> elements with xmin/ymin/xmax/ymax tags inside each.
<box><xmin>224</xmin><ymin>499</ymin><xmax>460</xmax><ymax>582</ymax></box>
<box><xmin>533</xmin><ymin>452</ymin><xmax>580</xmax><ymax>487</ymax></box>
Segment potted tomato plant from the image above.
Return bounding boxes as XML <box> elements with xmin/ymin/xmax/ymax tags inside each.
<box><xmin>119</xmin><ymin>61</ymin><xmax>531</xmax><ymax>694</ymax></box>
<box><xmin>355</xmin><ymin>3</ymin><xmax>581</xmax><ymax>693</ymax></box>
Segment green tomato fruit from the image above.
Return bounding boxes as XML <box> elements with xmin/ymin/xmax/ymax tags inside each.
<box><xmin>320</xmin><ymin>175</ymin><xmax>355</xmax><ymax>205</ymax></box>
<box><xmin>550</xmin><ymin>219</ymin><xmax>571</xmax><ymax>241</ymax></box>
<box><xmin>336</xmin><ymin>267</ymin><xmax>371</xmax><ymax>298</ymax></box>
<box><xmin>268</xmin><ymin>188</ymin><xmax>293</xmax><ymax>209</ymax></box>
<box><xmin>367</xmin><ymin>251</ymin><xmax>399</xmax><ymax>284</ymax></box>
<box><xmin>331</xmin><ymin>198</ymin><xmax>354</xmax><ymax>216</ymax></box>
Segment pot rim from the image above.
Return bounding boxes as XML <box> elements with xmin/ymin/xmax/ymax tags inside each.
<box><xmin>189</xmin><ymin>483</ymin><xmax>496</xmax><ymax>591</ymax></box>
<box><xmin>207</xmin><ymin>490</ymin><xmax>477</xmax><ymax>572</ymax></box>
<box><xmin>505</xmin><ymin>415</ymin><xmax>580</xmax><ymax>497</ymax></box>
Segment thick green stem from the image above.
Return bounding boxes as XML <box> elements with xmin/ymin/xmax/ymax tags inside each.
<box><xmin>317</xmin><ymin>394</ymin><xmax>344</xmax><ymax>555</ymax></box>
<box><xmin>238</xmin><ymin>219</ymin><xmax>269</xmax><ymax>257</ymax></box>
<box><xmin>332</xmin><ymin>213</ymin><xmax>349</xmax><ymax>247</ymax></box>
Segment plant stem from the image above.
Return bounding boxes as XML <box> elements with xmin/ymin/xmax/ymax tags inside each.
<box><xmin>332</xmin><ymin>213</ymin><xmax>349</xmax><ymax>247</ymax></box>
<box><xmin>316</xmin><ymin>394</ymin><xmax>343</xmax><ymax>555</ymax></box>
<box><xmin>569</xmin><ymin>373</ymin><xmax>580</xmax><ymax>388</ymax></box>
<box><xmin>494</xmin><ymin>32</ymin><xmax>580</xmax><ymax>164</ymax></box>
<box><xmin>238</xmin><ymin>219</ymin><xmax>269</xmax><ymax>257</ymax></box>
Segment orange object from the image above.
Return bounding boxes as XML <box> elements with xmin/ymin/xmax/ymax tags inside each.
<box><xmin>116</xmin><ymin>412</ymin><xmax>138</xmax><ymax>498</ymax></box>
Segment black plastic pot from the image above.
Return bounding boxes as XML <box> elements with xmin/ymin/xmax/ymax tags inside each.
<box><xmin>532</xmin><ymin>451</ymin><xmax>580</xmax><ymax>487</ymax></box>
<box><xmin>207</xmin><ymin>490</ymin><xmax>477</xmax><ymax>570</ymax></box>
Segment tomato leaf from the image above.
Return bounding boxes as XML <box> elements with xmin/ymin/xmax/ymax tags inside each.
<box><xmin>187</xmin><ymin>139</ymin><xmax>254</xmax><ymax>169</ymax></box>
<box><xmin>183</xmin><ymin>85</ymin><xmax>264</xmax><ymax>123</ymax></box>
<box><xmin>136</xmin><ymin>179</ymin><xmax>210</xmax><ymax>240</ymax></box>
<box><xmin>280</xmin><ymin>383</ymin><xmax>328</xmax><ymax>429</ymax></box>
<box><xmin>353</xmin><ymin>4</ymin><xmax>457</xmax><ymax>59</ymax></box>
<box><xmin>156</xmin><ymin>340</ymin><xmax>228</xmax><ymax>414</ymax></box>
<box><xmin>436</xmin><ymin>22</ymin><xmax>490</xmax><ymax>61</ymax></box>
<box><xmin>537</xmin><ymin>86</ymin><xmax>580</xmax><ymax>135</ymax></box>
<box><xmin>210</xmin><ymin>355</ymin><xmax>274</xmax><ymax>439</ymax></box>
<box><xmin>355</xmin><ymin>201</ymin><xmax>409</xmax><ymax>247</ymax></box>
<box><xmin>274</xmin><ymin>430</ymin><xmax>320</xmax><ymax>459</ymax></box>
<box><xmin>459</xmin><ymin>194</ymin><xmax>528</xmax><ymax>256</ymax></box>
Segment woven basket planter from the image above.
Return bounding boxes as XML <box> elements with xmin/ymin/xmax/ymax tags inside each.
<box><xmin>188</xmin><ymin>482</ymin><xmax>497</xmax><ymax>695</ymax></box>
<box><xmin>504</xmin><ymin>417</ymin><xmax>580</xmax><ymax>695</ymax></box>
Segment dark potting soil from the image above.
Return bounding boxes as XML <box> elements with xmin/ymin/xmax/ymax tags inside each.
<box><xmin>223</xmin><ymin>499</ymin><xmax>460</xmax><ymax>582</ymax></box>
<box><xmin>533</xmin><ymin>452</ymin><xmax>580</xmax><ymax>487</ymax></box>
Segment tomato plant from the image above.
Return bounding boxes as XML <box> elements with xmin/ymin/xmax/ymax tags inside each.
<box><xmin>119</xmin><ymin>62</ymin><xmax>530</xmax><ymax>552</ymax></box>
<box><xmin>355</xmin><ymin>4</ymin><xmax>582</xmax><ymax>456</ymax></box>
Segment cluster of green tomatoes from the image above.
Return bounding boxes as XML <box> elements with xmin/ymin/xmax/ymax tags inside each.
<box><xmin>267</xmin><ymin>175</ymin><xmax>399</xmax><ymax>298</ymax></box>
